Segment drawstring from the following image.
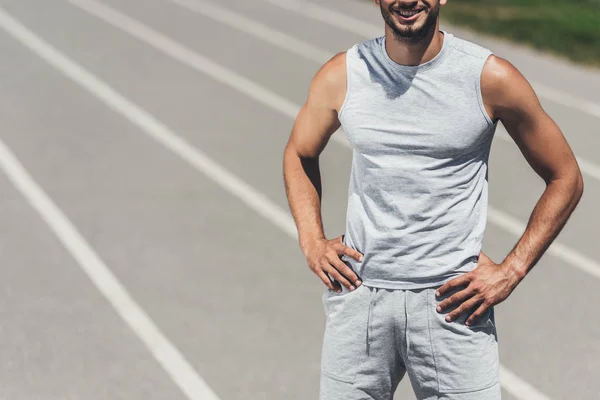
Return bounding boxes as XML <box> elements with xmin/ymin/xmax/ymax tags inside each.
<box><xmin>366</xmin><ymin>287</ymin><xmax>377</xmax><ymax>356</ymax></box>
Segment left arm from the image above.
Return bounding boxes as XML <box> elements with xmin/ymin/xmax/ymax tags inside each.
<box><xmin>436</xmin><ymin>55</ymin><xmax>584</xmax><ymax>325</ymax></box>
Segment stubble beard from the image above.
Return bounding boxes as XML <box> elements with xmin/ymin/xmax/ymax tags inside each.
<box><xmin>380</xmin><ymin>2</ymin><xmax>440</xmax><ymax>44</ymax></box>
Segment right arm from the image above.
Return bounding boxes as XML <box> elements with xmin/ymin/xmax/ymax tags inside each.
<box><xmin>282</xmin><ymin>52</ymin><xmax>363</xmax><ymax>292</ymax></box>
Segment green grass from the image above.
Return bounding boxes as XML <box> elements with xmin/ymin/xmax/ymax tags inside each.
<box><xmin>441</xmin><ymin>0</ymin><xmax>600</xmax><ymax>67</ymax></box>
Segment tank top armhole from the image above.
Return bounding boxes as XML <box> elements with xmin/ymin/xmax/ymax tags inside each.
<box><xmin>337</xmin><ymin>45</ymin><xmax>356</xmax><ymax>121</ymax></box>
<box><xmin>476</xmin><ymin>51</ymin><xmax>495</xmax><ymax>127</ymax></box>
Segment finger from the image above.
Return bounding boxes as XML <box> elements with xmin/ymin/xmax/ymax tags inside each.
<box><xmin>445</xmin><ymin>297</ymin><xmax>482</xmax><ymax>322</ymax></box>
<box><xmin>436</xmin><ymin>274</ymin><xmax>471</xmax><ymax>297</ymax></box>
<box><xmin>339</xmin><ymin>245</ymin><xmax>364</xmax><ymax>263</ymax></box>
<box><xmin>436</xmin><ymin>288</ymin><xmax>474</xmax><ymax>312</ymax></box>
<box><xmin>315</xmin><ymin>269</ymin><xmax>341</xmax><ymax>293</ymax></box>
<box><xmin>466</xmin><ymin>303</ymin><xmax>490</xmax><ymax>326</ymax></box>
<box><xmin>329</xmin><ymin>255</ymin><xmax>361</xmax><ymax>287</ymax></box>
<box><xmin>324</xmin><ymin>264</ymin><xmax>354</xmax><ymax>291</ymax></box>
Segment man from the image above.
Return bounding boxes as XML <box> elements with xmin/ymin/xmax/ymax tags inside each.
<box><xmin>282</xmin><ymin>0</ymin><xmax>584</xmax><ymax>399</ymax></box>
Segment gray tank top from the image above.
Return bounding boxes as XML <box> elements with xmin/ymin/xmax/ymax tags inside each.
<box><xmin>339</xmin><ymin>30</ymin><xmax>498</xmax><ymax>289</ymax></box>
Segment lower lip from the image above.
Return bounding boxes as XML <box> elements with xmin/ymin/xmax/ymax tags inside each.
<box><xmin>395</xmin><ymin>10</ymin><xmax>423</xmax><ymax>22</ymax></box>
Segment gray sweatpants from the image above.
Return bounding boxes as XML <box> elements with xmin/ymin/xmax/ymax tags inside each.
<box><xmin>320</xmin><ymin>284</ymin><xmax>500</xmax><ymax>399</ymax></box>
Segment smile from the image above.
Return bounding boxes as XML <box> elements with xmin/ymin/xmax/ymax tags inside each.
<box><xmin>394</xmin><ymin>8</ymin><xmax>424</xmax><ymax>21</ymax></box>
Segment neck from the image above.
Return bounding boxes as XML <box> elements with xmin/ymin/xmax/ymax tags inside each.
<box><xmin>384</xmin><ymin>23</ymin><xmax>444</xmax><ymax>67</ymax></box>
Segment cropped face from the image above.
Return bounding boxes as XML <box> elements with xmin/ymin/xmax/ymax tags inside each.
<box><xmin>376</xmin><ymin>0</ymin><xmax>445</xmax><ymax>43</ymax></box>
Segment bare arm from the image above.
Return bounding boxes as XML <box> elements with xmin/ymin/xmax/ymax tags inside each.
<box><xmin>437</xmin><ymin>55</ymin><xmax>584</xmax><ymax>324</ymax></box>
<box><xmin>283</xmin><ymin>52</ymin><xmax>363</xmax><ymax>292</ymax></box>
<box><xmin>482</xmin><ymin>56</ymin><xmax>584</xmax><ymax>280</ymax></box>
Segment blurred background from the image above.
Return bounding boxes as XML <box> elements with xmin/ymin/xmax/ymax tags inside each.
<box><xmin>0</xmin><ymin>0</ymin><xmax>597</xmax><ymax>399</ymax></box>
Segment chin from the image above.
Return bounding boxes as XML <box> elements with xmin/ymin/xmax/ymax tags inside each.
<box><xmin>394</xmin><ymin>23</ymin><xmax>425</xmax><ymax>35</ymax></box>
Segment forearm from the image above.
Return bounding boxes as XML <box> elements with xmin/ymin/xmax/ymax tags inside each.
<box><xmin>502</xmin><ymin>172</ymin><xmax>584</xmax><ymax>282</ymax></box>
<box><xmin>283</xmin><ymin>145</ymin><xmax>326</xmax><ymax>256</ymax></box>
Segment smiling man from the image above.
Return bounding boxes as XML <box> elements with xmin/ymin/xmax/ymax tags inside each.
<box><xmin>282</xmin><ymin>0</ymin><xmax>584</xmax><ymax>399</ymax></box>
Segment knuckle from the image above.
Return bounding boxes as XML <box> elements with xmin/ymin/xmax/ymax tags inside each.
<box><xmin>333</xmin><ymin>262</ymin><xmax>347</xmax><ymax>273</ymax></box>
<box><xmin>324</xmin><ymin>250</ymin><xmax>336</xmax><ymax>260</ymax></box>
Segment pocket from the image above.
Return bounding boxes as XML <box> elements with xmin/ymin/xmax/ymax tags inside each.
<box><xmin>320</xmin><ymin>285</ymin><xmax>371</xmax><ymax>383</ymax></box>
<box><xmin>429</xmin><ymin>289</ymin><xmax>499</xmax><ymax>393</ymax></box>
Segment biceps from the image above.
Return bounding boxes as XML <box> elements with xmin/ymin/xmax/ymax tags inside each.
<box><xmin>287</xmin><ymin>102</ymin><xmax>340</xmax><ymax>158</ymax></box>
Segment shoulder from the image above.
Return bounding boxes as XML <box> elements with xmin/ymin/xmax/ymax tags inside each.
<box><xmin>307</xmin><ymin>51</ymin><xmax>348</xmax><ymax>111</ymax></box>
<box><xmin>481</xmin><ymin>54</ymin><xmax>539</xmax><ymax>120</ymax></box>
<box><xmin>308</xmin><ymin>37</ymin><xmax>378</xmax><ymax>98</ymax></box>
<box><xmin>481</xmin><ymin>55</ymin><xmax>533</xmax><ymax>102</ymax></box>
<box><xmin>481</xmin><ymin>55</ymin><xmax>519</xmax><ymax>85</ymax></box>
<box><xmin>312</xmin><ymin>51</ymin><xmax>347</xmax><ymax>90</ymax></box>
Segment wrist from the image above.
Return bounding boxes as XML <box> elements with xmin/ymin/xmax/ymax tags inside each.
<box><xmin>300</xmin><ymin>235</ymin><xmax>326</xmax><ymax>258</ymax></box>
<box><xmin>501</xmin><ymin>260</ymin><xmax>527</xmax><ymax>286</ymax></box>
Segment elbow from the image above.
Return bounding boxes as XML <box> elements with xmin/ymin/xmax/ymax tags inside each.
<box><xmin>568</xmin><ymin>166</ymin><xmax>584</xmax><ymax>207</ymax></box>
<box><xmin>550</xmin><ymin>164</ymin><xmax>584</xmax><ymax>206</ymax></box>
<box><xmin>284</xmin><ymin>140</ymin><xmax>319</xmax><ymax>161</ymax></box>
<box><xmin>575</xmin><ymin>169</ymin><xmax>584</xmax><ymax>202</ymax></box>
<box><xmin>283</xmin><ymin>142</ymin><xmax>314</xmax><ymax>173</ymax></box>
<box><xmin>283</xmin><ymin>140</ymin><xmax>299</xmax><ymax>162</ymax></box>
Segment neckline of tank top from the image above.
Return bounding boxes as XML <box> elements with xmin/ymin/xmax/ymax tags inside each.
<box><xmin>378</xmin><ymin>30</ymin><xmax>454</xmax><ymax>74</ymax></box>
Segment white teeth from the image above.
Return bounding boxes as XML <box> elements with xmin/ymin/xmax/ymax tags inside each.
<box><xmin>398</xmin><ymin>10</ymin><xmax>420</xmax><ymax>17</ymax></box>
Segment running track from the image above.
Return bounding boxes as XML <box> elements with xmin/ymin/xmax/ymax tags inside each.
<box><xmin>0</xmin><ymin>0</ymin><xmax>598</xmax><ymax>399</ymax></box>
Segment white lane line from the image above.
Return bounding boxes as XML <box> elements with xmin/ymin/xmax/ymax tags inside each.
<box><xmin>262</xmin><ymin>0</ymin><xmax>600</xmax><ymax>121</ymax></box>
<box><xmin>65</xmin><ymin>0</ymin><xmax>345</xmax><ymax>142</ymax></box>
<box><xmin>1</xmin><ymin>2</ymin><xmax>565</xmax><ymax>399</ymax></box>
<box><xmin>0</xmin><ymin>8</ymin><xmax>222</xmax><ymax>400</ymax></box>
<box><xmin>168</xmin><ymin>0</ymin><xmax>331</xmax><ymax>64</ymax></box>
<box><xmin>494</xmin><ymin>127</ymin><xmax>600</xmax><ymax>181</ymax></box>
<box><xmin>263</xmin><ymin>0</ymin><xmax>380</xmax><ymax>38</ymax></box>
<box><xmin>499</xmin><ymin>367</ymin><xmax>552</xmax><ymax>400</ymax></box>
<box><xmin>65</xmin><ymin>0</ymin><xmax>600</xmax><ymax>284</ymax></box>
<box><xmin>69</xmin><ymin>0</ymin><xmax>298</xmax><ymax>119</ymax></box>
<box><xmin>488</xmin><ymin>208</ymin><xmax>600</xmax><ymax>280</ymax></box>
<box><xmin>534</xmin><ymin>83</ymin><xmax>600</xmax><ymax>120</ymax></box>
<box><xmin>175</xmin><ymin>0</ymin><xmax>600</xmax><ymax>183</ymax></box>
